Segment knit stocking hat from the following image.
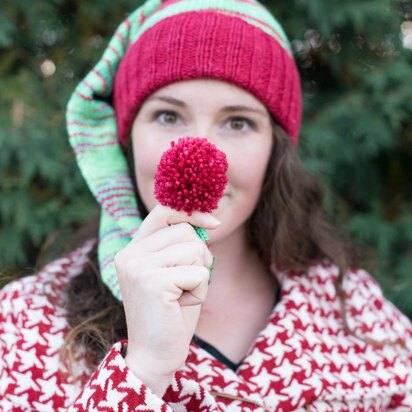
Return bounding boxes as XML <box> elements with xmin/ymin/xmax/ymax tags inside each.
<box><xmin>66</xmin><ymin>0</ymin><xmax>302</xmax><ymax>301</ymax></box>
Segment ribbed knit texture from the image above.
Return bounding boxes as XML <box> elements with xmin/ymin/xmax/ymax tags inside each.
<box><xmin>114</xmin><ymin>2</ymin><xmax>302</xmax><ymax>145</ymax></box>
<box><xmin>66</xmin><ymin>0</ymin><xmax>301</xmax><ymax>301</ymax></box>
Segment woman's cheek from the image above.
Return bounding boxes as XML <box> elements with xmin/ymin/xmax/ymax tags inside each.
<box><xmin>135</xmin><ymin>165</ymin><xmax>157</xmax><ymax>210</ymax></box>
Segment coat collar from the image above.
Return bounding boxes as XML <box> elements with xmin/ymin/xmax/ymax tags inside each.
<box><xmin>169</xmin><ymin>262</ymin><xmax>411</xmax><ymax>410</ymax></box>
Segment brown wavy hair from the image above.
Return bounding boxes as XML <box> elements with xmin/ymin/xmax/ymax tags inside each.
<box><xmin>58</xmin><ymin>120</ymin><xmax>400</xmax><ymax>378</ymax></box>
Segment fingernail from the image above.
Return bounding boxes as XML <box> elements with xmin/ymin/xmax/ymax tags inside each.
<box><xmin>207</xmin><ymin>215</ymin><xmax>221</xmax><ymax>226</ymax></box>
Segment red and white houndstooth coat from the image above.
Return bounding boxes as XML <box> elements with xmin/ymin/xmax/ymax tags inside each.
<box><xmin>1</xmin><ymin>240</ymin><xmax>411</xmax><ymax>411</ymax></box>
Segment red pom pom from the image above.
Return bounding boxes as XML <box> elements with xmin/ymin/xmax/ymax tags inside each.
<box><xmin>154</xmin><ymin>137</ymin><xmax>228</xmax><ymax>215</ymax></box>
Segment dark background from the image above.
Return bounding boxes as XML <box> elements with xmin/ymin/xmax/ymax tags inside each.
<box><xmin>1</xmin><ymin>0</ymin><xmax>411</xmax><ymax>317</ymax></box>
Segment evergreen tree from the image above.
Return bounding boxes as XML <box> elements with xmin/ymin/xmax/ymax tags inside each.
<box><xmin>1</xmin><ymin>1</ymin><xmax>411</xmax><ymax>317</ymax></box>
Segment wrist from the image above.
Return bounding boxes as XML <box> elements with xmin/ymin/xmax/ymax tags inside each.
<box><xmin>124</xmin><ymin>350</ymin><xmax>175</xmax><ymax>398</ymax></box>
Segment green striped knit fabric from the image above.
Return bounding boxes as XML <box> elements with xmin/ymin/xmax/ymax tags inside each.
<box><xmin>66</xmin><ymin>0</ymin><xmax>292</xmax><ymax>301</ymax></box>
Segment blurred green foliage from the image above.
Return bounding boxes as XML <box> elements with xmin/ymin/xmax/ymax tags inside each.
<box><xmin>0</xmin><ymin>1</ymin><xmax>411</xmax><ymax>317</ymax></box>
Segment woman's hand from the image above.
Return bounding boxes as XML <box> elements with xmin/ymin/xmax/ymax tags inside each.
<box><xmin>114</xmin><ymin>204</ymin><xmax>220</xmax><ymax>395</ymax></box>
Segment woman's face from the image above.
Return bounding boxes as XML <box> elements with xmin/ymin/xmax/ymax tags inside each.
<box><xmin>131</xmin><ymin>78</ymin><xmax>273</xmax><ymax>244</ymax></box>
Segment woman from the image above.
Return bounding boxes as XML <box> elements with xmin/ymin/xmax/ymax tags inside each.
<box><xmin>1</xmin><ymin>0</ymin><xmax>411</xmax><ymax>410</ymax></box>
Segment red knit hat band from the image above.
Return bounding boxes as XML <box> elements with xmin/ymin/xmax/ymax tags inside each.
<box><xmin>114</xmin><ymin>11</ymin><xmax>302</xmax><ymax>146</ymax></box>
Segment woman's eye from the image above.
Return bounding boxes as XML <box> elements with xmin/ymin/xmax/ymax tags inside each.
<box><xmin>228</xmin><ymin>117</ymin><xmax>254</xmax><ymax>133</ymax></box>
<box><xmin>154</xmin><ymin>111</ymin><xmax>179</xmax><ymax>125</ymax></box>
<box><xmin>152</xmin><ymin>111</ymin><xmax>254</xmax><ymax>132</ymax></box>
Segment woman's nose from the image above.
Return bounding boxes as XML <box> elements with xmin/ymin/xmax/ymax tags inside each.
<box><xmin>189</xmin><ymin>123</ymin><xmax>217</xmax><ymax>144</ymax></box>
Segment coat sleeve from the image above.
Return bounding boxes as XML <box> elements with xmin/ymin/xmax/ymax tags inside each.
<box><xmin>0</xmin><ymin>277</ymin><xmax>75</xmax><ymax>411</ymax></box>
<box><xmin>387</xmin><ymin>314</ymin><xmax>412</xmax><ymax>410</ymax></box>
<box><xmin>68</xmin><ymin>340</ymin><xmax>174</xmax><ymax>411</ymax></box>
<box><xmin>0</xmin><ymin>278</ymin><xmax>222</xmax><ymax>411</ymax></box>
<box><xmin>347</xmin><ymin>269</ymin><xmax>412</xmax><ymax>410</ymax></box>
<box><xmin>68</xmin><ymin>340</ymin><xmax>223</xmax><ymax>411</ymax></box>
<box><xmin>0</xmin><ymin>281</ymin><xmax>24</xmax><ymax>410</ymax></box>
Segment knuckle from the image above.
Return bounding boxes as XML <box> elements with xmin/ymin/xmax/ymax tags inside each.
<box><xmin>113</xmin><ymin>250</ymin><xmax>124</xmax><ymax>271</ymax></box>
<box><xmin>187</xmin><ymin>242</ymin><xmax>205</xmax><ymax>266</ymax></box>
<box><xmin>198</xmin><ymin>266</ymin><xmax>210</xmax><ymax>283</ymax></box>
<box><xmin>179</xmin><ymin>222</ymin><xmax>195</xmax><ymax>238</ymax></box>
<box><xmin>127</xmin><ymin>268</ymin><xmax>159</xmax><ymax>294</ymax></box>
<box><xmin>197</xmin><ymin>242</ymin><xmax>212</xmax><ymax>266</ymax></box>
<box><xmin>114</xmin><ymin>247</ymin><xmax>147</xmax><ymax>278</ymax></box>
<box><xmin>192</xmin><ymin>240</ymin><xmax>204</xmax><ymax>255</ymax></box>
<box><xmin>155</xmin><ymin>204</ymin><xmax>171</xmax><ymax>221</ymax></box>
<box><xmin>204</xmin><ymin>256</ymin><xmax>213</xmax><ymax>269</ymax></box>
<box><xmin>140</xmin><ymin>269</ymin><xmax>158</xmax><ymax>289</ymax></box>
<box><xmin>153</xmin><ymin>204</ymin><xmax>164</xmax><ymax>214</ymax></box>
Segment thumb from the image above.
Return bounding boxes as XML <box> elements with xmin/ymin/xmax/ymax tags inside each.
<box><xmin>132</xmin><ymin>204</ymin><xmax>220</xmax><ymax>241</ymax></box>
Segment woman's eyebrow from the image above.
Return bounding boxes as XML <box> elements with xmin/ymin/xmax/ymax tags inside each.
<box><xmin>146</xmin><ymin>95</ymin><xmax>267</xmax><ymax>116</ymax></box>
<box><xmin>147</xmin><ymin>95</ymin><xmax>186</xmax><ymax>107</ymax></box>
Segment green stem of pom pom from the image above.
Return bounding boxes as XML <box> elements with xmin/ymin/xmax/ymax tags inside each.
<box><xmin>194</xmin><ymin>225</ymin><xmax>209</xmax><ymax>244</ymax></box>
<box><xmin>193</xmin><ymin>225</ymin><xmax>214</xmax><ymax>278</ymax></box>
<box><xmin>209</xmin><ymin>257</ymin><xmax>216</xmax><ymax>280</ymax></box>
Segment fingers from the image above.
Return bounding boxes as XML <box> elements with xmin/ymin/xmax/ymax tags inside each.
<box><xmin>118</xmin><ymin>265</ymin><xmax>210</xmax><ymax>308</ymax></box>
<box><xmin>138</xmin><ymin>222</ymin><xmax>207</xmax><ymax>252</ymax></box>
<box><xmin>153</xmin><ymin>241</ymin><xmax>214</xmax><ymax>268</ymax></box>
<box><xmin>161</xmin><ymin>266</ymin><xmax>210</xmax><ymax>307</ymax></box>
<box><xmin>132</xmin><ymin>204</ymin><xmax>220</xmax><ymax>243</ymax></box>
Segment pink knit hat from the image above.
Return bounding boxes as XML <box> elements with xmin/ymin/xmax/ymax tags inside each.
<box><xmin>114</xmin><ymin>1</ymin><xmax>302</xmax><ymax>147</ymax></box>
